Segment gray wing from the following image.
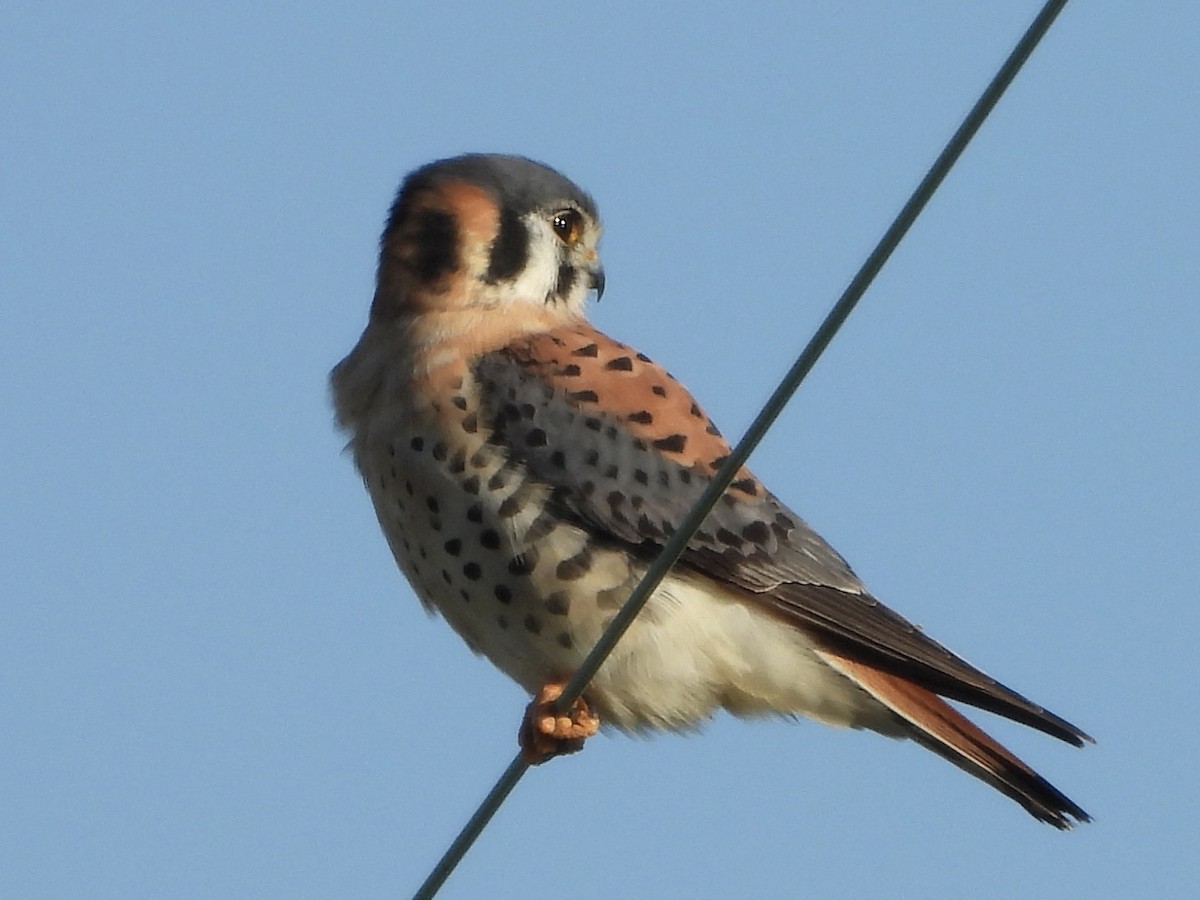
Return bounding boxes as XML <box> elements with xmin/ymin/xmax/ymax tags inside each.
<box><xmin>475</xmin><ymin>341</ymin><xmax>1090</xmax><ymax>746</ymax></box>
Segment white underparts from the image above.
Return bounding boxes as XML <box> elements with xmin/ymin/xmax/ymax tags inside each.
<box><xmin>586</xmin><ymin>569</ymin><xmax>903</xmax><ymax>737</ymax></box>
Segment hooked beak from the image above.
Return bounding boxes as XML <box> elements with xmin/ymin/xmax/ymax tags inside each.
<box><xmin>589</xmin><ymin>266</ymin><xmax>606</xmax><ymax>301</ymax></box>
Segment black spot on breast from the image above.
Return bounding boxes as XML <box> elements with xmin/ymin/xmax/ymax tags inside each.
<box><xmin>508</xmin><ymin>548</ymin><xmax>538</xmax><ymax>576</ymax></box>
<box><xmin>556</xmin><ymin>549</ymin><xmax>593</xmax><ymax>581</ymax></box>
<box><xmin>545</xmin><ymin>592</ymin><xmax>570</xmax><ymax>616</ymax></box>
<box><xmin>425</xmin><ymin>497</ymin><xmax>439</xmax><ymax>513</ymax></box>
<box><xmin>462</xmin><ymin>562</ymin><xmax>482</xmax><ymax>580</ymax></box>
<box><xmin>689</xmin><ymin>403</ymin><xmax>704</xmax><ymax>419</ymax></box>
<box><xmin>480</xmin><ymin>529</ymin><xmax>501</xmax><ymax>549</ymax></box>
<box><xmin>462</xmin><ymin>474</ymin><xmax>480</xmax><ymax>494</ymax></box>
<box><xmin>584</xmin><ymin>450</ymin><xmax>600</xmax><ymax>467</ymax></box>
<box><xmin>679</xmin><ymin>469</ymin><xmax>692</xmax><ymax>485</ymax></box>
<box><xmin>448</xmin><ymin>450</ymin><xmax>466</xmax><ymax>474</ymax></box>
<box><xmin>568</xmin><ymin>390</ymin><xmax>599</xmax><ymax>403</ymax></box>
<box><xmin>605</xmin><ymin>356</ymin><xmax>634</xmax><ymax>372</ymax></box>
<box><xmin>562</xmin><ymin>364</ymin><xmax>582</xmax><ymax>377</ymax></box>
<box><xmin>525</xmin><ymin>428</ymin><xmax>548</xmax><ymax>447</ymax></box>
<box><xmin>487</xmin><ymin>470</ymin><xmax>509</xmax><ymax>491</ymax></box>
<box><xmin>556</xmin><ymin>632</ymin><xmax>573</xmax><ymax>649</ymax></box>
<box><xmin>467</xmin><ymin>503</ymin><xmax>483</xmax><ymax>523</ymax></box>
<box><xmin>633</xmin><ymin>469</ymin><xmax>649</xmax><ymax>485</ymax></box>
<box><xmin>628</xmin><ymin>410</ymin><xmax>653</xmax><ymax>425</ymax></box>
<box><xmin>584</xmin><ymin>417</ymin><xmax>602</xmax><ymax>431</ymax></box>
<box><xmin>651</xmin><ymin>385</ymin><xmax>667</xmax><ymax>397</ymax></box>
<box><xmin>451</xmin><ymin>396</ymin><xmax>467</xmax><ymax>411</ymax></box>
<box><xmin>410</xmin><ymin>437</ymin><xmax>425</xmax><ymax>452</ymax></box>
<box><xmin>606</xmin><ymin>490</ymin><xmax>625</xmax><ymax>507</ymax></box>
<box><xmin>523</xmin><ymin>614</ymin><xmax>542</xmax><ymax>635</ymax></box>
<box><xmin>494</xmin><ymin>584</ymin><xmax>512</xmax><ymax>604</ymax></box>
<box><xmin>603</xmin><ymin>464</ymin><xmax>619</xmax><ymax>479</ymax></box>
<box><xmin>485</xmin><ymin>207</ymin><xmax>529</xmax><ymax>283</ymax></box>
<box><xmin>550</xmin><ymin>450</ymin><xmax>566</xmax><ymax>468</ymax></box>
<box><xmin>444</xmin><ymin>538</ymin><xmax>463</xmax><ymax>556</ymax></box>
<box><xmin>572</xmin><ymin>343</ymin><xmax>600</xmax><ymax>357</ymax></box>
<box><xmin>470</xmin><ymin>450</ymin><xmax>489</xmax><ymax>468</ymax></box>
<box><xmin>431</xmin><ymin>442</ymin><xmax>447</xmax><ymax>461</ymax></box>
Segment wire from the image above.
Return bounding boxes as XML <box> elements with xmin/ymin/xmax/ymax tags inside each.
<box><xmin>411</xmin><ymin>2</ymin><xmax>1072</xmax><ymax>896</ymax></box>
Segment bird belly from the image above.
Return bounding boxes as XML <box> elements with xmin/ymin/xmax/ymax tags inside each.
<box><xmin>355</xmin><ymin>421</ymin><xmax>640</xmax><ymax>693</ymax></box>
<box><xmin>352</xmin><ymin>399</ymin><xmax>893</xmax><ymax>738</ymax></box>
<box><xmin>586</xmin><ymin>569</ymin><xmax>899</xmax><ymax>735</ymax></box>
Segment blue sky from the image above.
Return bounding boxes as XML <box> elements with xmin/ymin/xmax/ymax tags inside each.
<box><xmin>3</xmin><ymin>3</ymin><xmax>1197</xmax><ymax>897</ymax></box>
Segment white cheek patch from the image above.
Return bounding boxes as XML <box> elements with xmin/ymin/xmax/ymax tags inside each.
<box><xmin>485</xmin><ymin>217</ymin><xmax>561</xmax><ymax>306</ymax></box>
<box><xmin>481</xmin><ymin>215</ymin><xmax>593</xmax><ymax>317</ymax></box>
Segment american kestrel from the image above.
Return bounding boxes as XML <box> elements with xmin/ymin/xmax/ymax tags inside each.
<box><xmin>331</xmin><ymin>153</ymin><xmax>1090</xmax><ymax>828</ymax></box>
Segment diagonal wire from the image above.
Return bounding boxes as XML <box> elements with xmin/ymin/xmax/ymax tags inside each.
<box><xmin>412</xmin><ymin>1</ymin><xmax>1071</xmax><ymax>896</ymax></box>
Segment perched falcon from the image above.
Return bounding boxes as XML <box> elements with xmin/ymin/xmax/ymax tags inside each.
<box><xmin>331</xmin><ymin>153</ymin><xmax>1090</xmax><ymax>828</ymax></box>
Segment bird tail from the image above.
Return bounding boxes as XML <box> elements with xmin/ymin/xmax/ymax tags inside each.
<box><xmin>816</xmin><ymin>649</ymin><xmax>1090</xmax><ymax>829</ymax></box>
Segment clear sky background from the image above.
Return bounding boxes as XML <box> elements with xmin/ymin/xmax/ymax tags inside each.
<box><xmin>3</xmin><ymin>3</ymin><xmax>1197</xmax><ymax>898</ymax></box>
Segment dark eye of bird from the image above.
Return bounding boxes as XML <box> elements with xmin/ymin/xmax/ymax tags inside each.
<box><xmin>551</xmin><ymin>208</ymin><xmax>584</xmax><ymax>244</ymax></box>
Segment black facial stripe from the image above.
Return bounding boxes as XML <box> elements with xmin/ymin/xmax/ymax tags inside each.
<box><xmin>485</xmin><ymin>207</ymin><xmax>529</xmax><ymax>284</ymax></box>
<box><xmin>409</xmin><ymin>208</ymin><xmax>459</xmax><ymax>283</ymax></box>
<box><xmin>554</xmin><ymin>263</ymin><xmax>577</xmax><ymax>300</ymax></box>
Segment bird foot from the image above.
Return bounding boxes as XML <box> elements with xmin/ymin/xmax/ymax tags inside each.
<box><xmin>519</xmin><ymin>681</ymin><xmax>600</xmax><ymax>765</ymax></box>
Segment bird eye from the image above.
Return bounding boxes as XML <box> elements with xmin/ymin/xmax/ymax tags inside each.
<box><xmin>551</xmin><ymin>208</ymin><xmax>584</xmax><ymax>244</ymax></box>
